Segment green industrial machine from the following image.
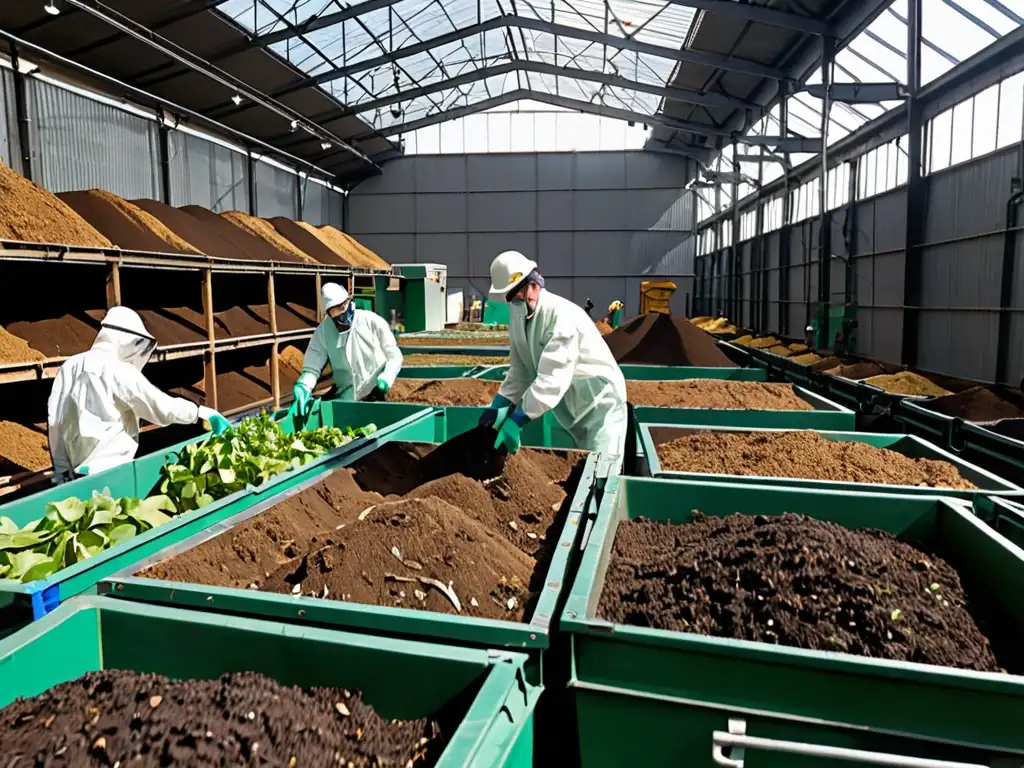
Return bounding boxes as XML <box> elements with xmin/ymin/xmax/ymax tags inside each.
<box><xmin>562</xmin><ymin>476</ymin><xmax>1024</xmax><ymax>765</ymax></box>
<box><xmin>388</xmin><ymin>263</ymin><xmax>448</xmax><ymax>332</ymax></box>
<box><xmin>0</xmin><ymin>597</ymin><xmax>539</xmax><ymax>767</ymax></box>
<box><xmin>638</xmin><ymin>423</ymin><xmax>1021</xmax><ymax>499</ymax></box>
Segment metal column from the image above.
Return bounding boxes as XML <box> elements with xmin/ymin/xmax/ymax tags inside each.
<box><xmin>157</xmin><ymin>110</ymin><xmax>172</xmax><ymax>205</ymax></box>
<box><xmin>816</xmin><ymin>36</ymin><xmax>834</xmax><ymax>349</ymax></box>
<box><xmin>246</xmin><ymin>149</ymin><xmax>257</xmax><ymax>216</ymax></box>
<box><xmin>900</xmin><ymin>0</ymin><xmax>925</xmax><ymax>367</ymax></box>
<box><xmin>9</xmin><ymin>45</ymin><xmax>33</xmax><ymax>181</ymax></box>
<box><xmin>778</xmin><ymin>88</ymin><xmax>792</xmax><ymax>336</ymax></box>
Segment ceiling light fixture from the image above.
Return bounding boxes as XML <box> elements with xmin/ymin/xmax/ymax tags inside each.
<box><xmin>231</xmin><ymin>93</ymin><xmax>243</xmax><ymax>106</ymax></box>
<box><xmin>43</xmin><ymin>1</ymin><xmax>61</xmax><ymax>14</ymax></box>
<box><xmin>320</xmin><ymin>141</ymin><xmax>331</xmax><ymax>150</ymax></box>
<box><xmin>289</xmin><ymin>120</ymin><xmax>298</xmax><ymax>131</ymax></box>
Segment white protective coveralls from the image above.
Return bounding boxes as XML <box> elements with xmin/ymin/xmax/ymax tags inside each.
<box><xmin>297</xmin><ymin>309</ymin><xmax>403</xmax><ymax>401</ymax></box>
<box><xmin>47</xmin><ymin>306</ymin><xmax>216</xmax><ymax>479</ymax></box>
<box><xmin>498</xmin><ymin>288</ymin><xmax>628</xmax><ymax>458</ymax></box>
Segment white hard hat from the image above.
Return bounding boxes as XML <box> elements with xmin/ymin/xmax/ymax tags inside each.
<box><xmin>805</xmin><ymin>325</ymin><xmax>814</xmax><ymax>332</ymax></box>
<box><xmin>322</xmin><ymin>282</ymin><xmax>350</xmax><ymax>312</ymax></box>
<box><xmin>102</xmin><ymin>306</ymin><xmax>155</xmax><ymax>341</ymax></box>
<box><xmin>488</xmin><ymin>250</ymin><xmax>538</xmax><ymax>302</ymax></box>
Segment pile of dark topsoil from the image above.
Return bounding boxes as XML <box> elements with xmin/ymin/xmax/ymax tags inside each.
<box><xmin>627</xmin><ymin>380</ymin><xmax>811</xmax><ymax>410</ymax></box>
<box><xmin>388</xmin><ymin>378</ymin><xmax>501</xmax><ymax>406</ymax></box>
<box><xmin>0</xmin><ymin>669</ymin><xmax>438</xmax><ymax>766</ymax></box>
<box><xmin>603</xmin><ymin>313</ymin><xmax>736</xmax><ymax>367</ymax></box>
<box><xmin>141</xmin><ymin>440</ymin><xmax>583</xmax><ymax>622</ymax></box>
<box><xmin>919</xmin><ymin>386</ymin><xmax>1024</xmax><ymax>422</ymax></box>
<box><xmin>657</xmin><ymin>430</ymin><xmax>976</xmax><ymax>489</ymax></box>
<box><xmin>598</xmin><ymin>513</ymin><xmax>1000</xmax><ymax>671</ymax></box>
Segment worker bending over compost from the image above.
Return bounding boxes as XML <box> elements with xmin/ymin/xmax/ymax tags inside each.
<box><xmin>47</xmin><ymin>306</ymin><xmax>230</xmax><ymax>482</ymax></box>
<box><xmin>289</xmin><ymin>282</ymin><xmax>403</xmax><ymax>418</ymax></box>
<box><xmin>480</xmin><ymin>251</ymin><xmax>628</xmax><ymax>458</ymax></box>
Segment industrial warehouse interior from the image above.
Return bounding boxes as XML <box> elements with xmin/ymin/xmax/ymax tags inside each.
<box><xmin>3</xmin><ymin>0</ymin><xmax>1024</xmax><ymax>765</ymax></box>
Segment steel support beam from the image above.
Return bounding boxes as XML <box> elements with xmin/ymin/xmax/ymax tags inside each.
<box><xmin>222</xmin><ymin>14</ymin><xmax>789</xmax><ymax>113</ymax></box>
<box><xmin>8</xmin><ymin>46</ymin><xmax>33</xmax><ymax>182</ymax></box>
<box><xmin>670</xmin><ymin>0</ymin><xmax>828</xmax><ymax>34</ymax></box>
<box><xmin>157</xmin><ymin>114</ymin><xmax>171</xmax><ymax>204</ymax></box>
<box><xmin>742</xmin><ymin>135</ymin><xmax>823</xmax><ymax>153</ymax></box>
<box><xmin>804</xmin><ymin>82</ymin><xmax>908</xmax><ymax>103</ymax></box>
<box><xmin>901</xmin><ymin>0</ymin><xmax>925</xmax><ymax>368</ymax></box>
<box><xmin>273</xmin><ymin>60</ymin><xmax>760</xmax><ymax>141</ymax></box>
<box><xmin>735</xmin><ymin>153</ymin><xmax>790</xmax><ymax>166</ymax></box>
<box><xmin>778</xmin><ymin>87</ymin><xmax>792</xmax><ymax>336</ymax></box>
<box><xmin>817</xmin><ymin>36</ymin><xmax>834</xmax><ymax>350</ymax></box>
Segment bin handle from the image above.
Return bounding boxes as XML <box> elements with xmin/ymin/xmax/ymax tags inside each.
<box><xmin>712</xmin><ymin>720</ymin><xmax>987</xmax><ymax>768</ymax></box>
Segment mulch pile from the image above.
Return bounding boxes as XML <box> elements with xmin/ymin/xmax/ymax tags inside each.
<box><xmin>58</xmin><ymin>190</ymin><xmax>201</xmax><ymax>255</ymax></box>
<box><xmin>141</xmin><ymin>443</ymin><xmax>582</xmax><ymax>623</ymax></box>
<box><xmin>598</xmin><ymin>512</ymin><xmax>1000</xmax><ymax>671</ymax></box>
<box><xmin>131</xmin><ymin>200</ymin><xmax>256</xmax><ymax>261</ymax></box>
<box><xmin>221</xmin><ymin>211</ymin><xmax>316</xmax><ymax>264</ymax></box>
<box><xmin>400</xmin><ymin>337</ymin><xmax>508</xmax><ymax>347</ymax></box>
<box><xmin>865</xmin><ymin>372</ymin><xmax>951</xmax><ymax>397</ymax></box>
<box><xmin>919</xmin><ymin>387</ymin><xmax>1024</xmax><ymax>422</ymax></box>
<box><xmin>0</xmin><ymin>325</ymin><xmax>45</xmax><ymax>363</ymax></box>
<box><xmin>304</xmin><ymin>224</ymin><xmax>390</xmax><ymax>269</ymax></box>
<box><xmin>767</xmin><ymin>345</ymin><xmax>793</xmax><ymax>357</ymax></box>
<box><xmin>825</xmin><ymin>362</ymin><xmax>887</xmax><ymax>380</ymax></box>
<box><xmin>0</xmin><ymin>421</ymin><xmax>50</xmax><ymax>474</ymax></box>
<box><xmin>388</xmin><ymin>378</ymin><xmax>500</xmax><ymax>406</ymax></box>
<box><xmin>181</xmin><ymin>206</ymin><xmax>287</xmax><ymax>262</ymax></box>
<box><xmin>0</xmin><ymin>160</ymin><xmax>112</xmax><ymax>247</ymax></box>
<box><xmin>402</xmin><ymin>354</ymin><xmax>509</xmax><ymax>366</ymax></box>
<box><xmin>603</xmin><ymin>313</ymin><xmax>736</xmax><ymax>366</ymax></box>
<box><xmin>0</xmin><ymin>669</ymin><xmax>438</xmax><ymax>766</ymax></box>
<box><xmin>656</xmin><ymin>430</ymin><xmax>976</xmax><ymax>489</ymax></box>
<box><xmin>627</xmin><ymin>380</ymin><xmax>811</xmax><ymax>410</ymax></box>
<box><xmin>269</xmin><ymin>217</ymin><xmax>348</xmax><ymax>265</ymax></box>
<box><xmin>8</xmin><ymin>313</ymin><xmax>103</xmax><ymax>358</ymax></box>
<box><xmin>790</xmin><ymin>352</ymin><xmax>822</xmax><ymax>365</ymax></box>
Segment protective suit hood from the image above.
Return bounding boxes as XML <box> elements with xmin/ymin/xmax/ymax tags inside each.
<box><xmin>94</xmin><ymin>306</ymin><xmax>157</xmax><ymax>370</ymax></box>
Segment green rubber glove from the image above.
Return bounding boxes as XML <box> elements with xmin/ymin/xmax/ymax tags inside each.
<box><xmin>207</xmin><ymin>413</ymin><xmax>230</xmax><ymax>436</ymax></box>
<box><xmin>288</xmin><ymin>383</ymin><xmax>312</xmax><ymax>419</ymax></box>
<box><xmin>493</xmin><ymin>408</ymin><xmax>528</xmax><ymax>454</ymax></box>
<box><xmin>376</xmin><ymin>377</ymin><xmax>390</xmax><ymax>394</ymax></box>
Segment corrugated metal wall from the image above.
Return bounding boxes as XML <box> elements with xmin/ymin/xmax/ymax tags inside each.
<box><xmin>348</xmin><ymin>151</ymin><xmax>696</xmax><ymax>316</ymax></box>
<box><xmin>27</xmin><ymin>78</ymin><xmax>160</xmax><ymax>199</ymax></box>
<box><xmin>168</xmin><ymin>130</ymin><xmax>250</xmax><ymax>212</ymax></box>
<box><xmin>0</xmin><ymin>68</ymin><xmax>19</xmax><ymax>173</ymax></box>
<box><xmin>300</xmin><ymin>177</ymin><xmax>346</xmax><ymax>228</ymax></box>
<box><xmin>254</xmin><ymin>159</ymin><xmax>297</xmax><ymax>218</ymax></box>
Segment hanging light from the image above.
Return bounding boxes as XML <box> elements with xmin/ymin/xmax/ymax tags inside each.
<box><xmin>289</xmin><ymin>120</ymin><xmax>298</xmax><ymax>132</ymax></box>
<box><xmin>43</xmin><ymin>0</ymin><xmax>61</xmax><ymax>14</ymax></box>
<box><xmin>231</xmin><ymin>93</ymin><xmax>243</xmax><ymax>106</ymax></box>
<box><xmin>320</xmin><ymin>141</ymin><xmax>331</xmax><ymax>150</ymax></box>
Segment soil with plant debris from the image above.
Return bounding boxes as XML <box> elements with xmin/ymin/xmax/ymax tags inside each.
<box><xmin>627</xmin><ymin>380</ymin><xmax>812</xmax><ymax>410</ymax></box>
<box><xmin>0</xmin><ymin>669</ymin><xmax>438</xmax><ymax>766</ymax></box>
<box><xmin>140</xmin><ymin>443</ymin><xmax>583</xmax><ymax>622</ymax></box>
<box><xmin>598</xmin><ymin>512</ymin><xmax>1000</xmax><ymax>671</ymax></box>
<box><xmin>388</xmin><ymin>378</ymin><xmax>501</xmax><ymax>406</ymax></box>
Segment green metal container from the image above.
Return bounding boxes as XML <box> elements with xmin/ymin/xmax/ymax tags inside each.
<box><xmin>562</xmin><ymin>476</ymin><xmax>1024</xmax><ymax>765</ymax></box>
<box><xmin>632</xmin><ymin>385</ymin><xmax>855</xmax><ymax>431</ymax></box>
<box><xmin>98</xmin><ymin>452</ymin><xmax>600</xmax><ymax>665</ymax></box>
<box><xmin>472</xmin><ymin>365</ymin><xmax>770</xmax><ymax>382</ymax></box>
<box><xmin>399</xmin><ymin>365</ymin><xmax>489</xmax><ymax>378</ymax></box>
<box><xmin>0</xmin><ymin>596</ymin><xmax>538</xmax><ymax>767</ymax></box>
<box><xmin>638</xmin><ymin>423</ymin><xmax>1021</xmax><ymax>499</ymax></box>
<box><xmin>0</xmin><ymin>403</ymin><xmax>434</xmax><ymax>624</ymax></box>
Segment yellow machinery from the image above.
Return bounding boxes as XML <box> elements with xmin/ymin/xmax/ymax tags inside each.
<box><xmin>639</xmin><ymin>281</ymin><xmax>676</xmax><ymax>314</ymax></box>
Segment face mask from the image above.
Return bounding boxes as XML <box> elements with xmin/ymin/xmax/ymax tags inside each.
<box><xmin>331</xmin><ymin>304</ymin><xmax>354</xmax><ymax>332</ymax></box>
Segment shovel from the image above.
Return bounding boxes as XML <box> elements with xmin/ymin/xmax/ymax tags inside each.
<box><xmin>418</xmin><ymin>423</ymin><xmax>510</xmax><ymax>484</ymax></box>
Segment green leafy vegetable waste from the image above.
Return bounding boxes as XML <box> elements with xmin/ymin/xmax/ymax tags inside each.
<box><xmin>0</xmin><ymin>415</ymin><xmax>376</xmax><ymax>583</ymax></box>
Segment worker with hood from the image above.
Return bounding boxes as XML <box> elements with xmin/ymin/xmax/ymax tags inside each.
<box><xmin>47</xmin><ymin>306</ymin><xmax>230</xmax><ymax>482</ymax></box>
<box><xmin>289</xmin><ymin>282</ymin><xmax>403</xmax><ymax>418</ymax></box>
<box><xmin>479</xmin><ymin>251</ymin><xmax>628</xmax><ymax>458</ymax></box>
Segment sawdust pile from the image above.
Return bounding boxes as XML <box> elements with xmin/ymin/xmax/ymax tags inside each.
<box><xmin>221</xmin><ymin>212</ymin><xmax>317</xmax><ymax>264</ymax></box>
<box><xmin>60</xmin><ymin>189</ymin><xmax>202</xmax><ymax>254</ymax></box>
<box><xmin>300</xmin><ymin>223</ymin><xmax>390</xmax><ymax>269</ymax></box>
<box><xmin>0</xmin><ymin>421</ymin><xmax>50</xmax><ymax>473</ymax></box>
<box><xmin>0</xmin><ymin>160</ymin><xmax>112</xmax><ymax>247</ymax></box>
<box><xmin>768</xmin><ymin>345</ymin><xmax>794</xmax><ymax>357</ymax></box>
<box><xmin>865</xmin><ymin>372</ymin><xmax>952</xmax><ymax>397</ymax></box>
<box><xmin>790</xmin><ymin>352</ymin><xmax>822</xmax><ymax>365</ymax></box>
<box><xmin>0</xmin><ymin>325</ymin><xmax>45</xmax><ymax>364</ymax></box>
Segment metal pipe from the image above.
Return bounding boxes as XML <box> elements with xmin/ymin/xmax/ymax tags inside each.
<box><xmin>817</xmin><ymin>35</ymin><xmax>834</xmax><ymax>348</ymax></box>
<box><xmin>8</xmin><ymin>44</ymin><xmax>34</xmax><ymax>181</ymax></box>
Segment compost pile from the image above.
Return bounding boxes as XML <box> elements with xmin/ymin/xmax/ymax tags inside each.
<box><xmin>603</xmin><ymin>313</ymin><xmax>736</xmax><ymax>367</ymax></box>
<box><xmin>400</xmin><ymin>336</ymin><xmax>508</xmax><ymax>347</ymax></box>
<box><xmin>58</xmin><ymin>190</ymin><xmax>201</xmax><ymax>255</ymax></box>
<box><xmin>301</xmin><ymin>224</ymin><xmax>390</xmax><ymax>269</ymax></box>
<box><xmin>767</xmin><ymin>345</ymin><xmax>793</xmax><ymax>357</ymax></box>
<box><xmin>402</xmin><ymin>353</ymin><xmax>509</xmax><ymax>366</ymax></box>
<box><xmin>130</xmin><ymin>200</ymin><xmax>261</xmax><ymax>261</ymax></box>
<box><xmin>221</xmin><ymin>211</ymin><xmax>316</xmax><ymax>264</ymax></box>
<box><xmin>140</xmin><ymin>443</ymin><xmax>582</xmax><ymax>622</ymax></box>
<box><xmin>919</xmin><ymin>386</ymin><xmax>1024</xmax><ymax>422</ymax></box>
<box><xmin>790</xmin><ymin>352</ymin><xmax>822</xmax><ymax>365</ymax></box>
<box><xmin>627</xmin><ymin>380</ymin><xmax>812</xmax><ymax>410</ymax></box>
<box><xmin>268</xmin><ymin>217</ymin><xmax>348</xmax><ymax>265</ymax></box>
<box><xmin>865</xmin><ymin>372</ymin><xmax>951</xmax><ymax>397</ymax></box>
<box><xmin>657</xmin><ymin>430</ymin><xmax>976</xmax><ymax>489</ymax></box>
<box><xmin>0</xmin><ymin>325</ymin><xmax>45</xmax><ymax>363</ymax></box>
<box><xmin>0</xmin><ymin>160</ymin><xmax>112</xmax><ymax>247</ymax></box>
<box><xmin>0</xmin><ymin>669</ymin><xmax>438</xmax><ymax>766</ymax></box>
<box><xmin>0</xmin><ymin>421</ymin><xmax>50</xmax><ymax>474</ymax></box>
<box><xmin>824</xmin><ymin>361</ymin><xmax>887</xmax><ymax>380</ymax></box>
<box><xmin>597</xmin><ymin>512</ymin><xmax>1000</xmax><ymax>671</ymax></box>
<box><xmin>388</xmin><ymin>378</ymin><xmax>500</xmax><ymax>406</ymax></box>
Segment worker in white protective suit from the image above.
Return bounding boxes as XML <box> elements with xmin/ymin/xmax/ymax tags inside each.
<box><xmin>479</xmin><ymin>251</ymin><xmax>628</xmax><ymax>459</ymax></box>
<box><xmin>288</xmin><ymin>282</ymin><xmax>403</xmax><ymax>418</ymax></box>
<box><xmin>47</xmin><ymin>306</ymin><xmax>230</xmax><ymax>482</ymax></box>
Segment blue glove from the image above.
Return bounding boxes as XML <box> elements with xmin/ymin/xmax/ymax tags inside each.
<box><xmin>77</xmin><ymin>465</ymin><xmax>90</xmax><ymax>477</ymax></box>
<box><xmin>198</xmin><ymin>406</ymin><xmax>230</xmax><ymax>436</ymax></box>
<box><xmin>288</xmin><ymin>383</ymin><xmax>312</xmax><ymax>419</ymax></box>
<box><xmin>479</xmin><ymin>393</ymin><xmax>513</xmax><ymax>427</ymax></box>
<box><xmin>493</xmin><ymin>407</ymin><xmax>529</xmax><ymax>454</ymax></box>
<box><xmin>376</xmin><ymin>377</ymin><xmax>390</xmax><ymax>394</ymax></box>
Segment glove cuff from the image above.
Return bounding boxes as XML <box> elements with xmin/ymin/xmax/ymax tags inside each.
<box><xmin>510</xmin><ymin>407</ymin><xmax>530</xmax><ymax>426</ymax></box>
<box><xmin>197</xmin><ymin>405</ymin><xmax>217</xmax><ymax>421</ymax></box>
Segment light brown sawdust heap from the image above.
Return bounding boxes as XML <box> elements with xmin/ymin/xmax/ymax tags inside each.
<box><xmin>221</xmin><ymin>212</ymin><xmax>317</xmax><ymax>264</ymax></box>
<box><xmin>865</xmin><ymin>372</ymin><xmax>951</xmax><ymax>397</ymax></box>
<box><xmin>279</xmin><ymin>345</ymin><xmax>306</xmax><ymax>375</ymax></box>
<box><xmin>732</xmin><ymin>335</ymin><xmax>754</xmax><ymax>346</ymax></box>
<box><xmin>85</xmin><ymin>190</ymin><xmax>203</xmax><ymax>254</ymax></box>
<box><xmin>788</xmin><ymin>343</ymin><xmax>809</xmax><ymax>353</ymax></box>
<box><xmin>300</xmin><ymin>223</ymin><xmax>390</xmax><ymax>269</ymax></box>
<box><xmin>768</xmin><ymin>345</ymin><xmax>794</xmax><ymax>357</ymax></box>
<box><xmin>0</xmin><ymin>326</ymin><xmax>45</xmax><ymax>363</ymax></box>
<box><xmin>790</xmin><ymin>352</ymin><xmax>822</xmax><ymax>365</ymax></box>
<box><xmin>657</xmin><ymin>430</ymin><xmax>976</xmax><ymax>489</ymax></box>
<box><xmin>0</xmin><ymin>421</ymin><xmax>50</xmax><ymax>473</ymax></box>
<box><xmin>747</xmin><ymin>337</ymin><xmax>779</xmax><ymax>349</ymax></box>
<box><xmin>402</xmin><ymin>353</ymin><xmax>508</xmax><ymax>366</ymax></box>
<box><xmin>627</xmin><ymin>380</ymin><xmax>812</xmax><ymax>410</ymax></box>
<box><xmin>0</xmin><ymin>160</ymin><xmax>111</xmax><ymax>247</ymax></box>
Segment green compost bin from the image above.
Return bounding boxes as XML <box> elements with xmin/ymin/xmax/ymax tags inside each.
<box><xmin>561</xmin><ymin>476</ymin><xmax>1024</xmax><ymax>765</ymax></box>
<box><xmin>0</xmin><ymin>402</ymin><xmax>434</xmax><ymax>626</ymax></box>
<box><xmin>631</xmin><ymin>384</ymin><xmax>855</xmax><ymax>431</ymax></box>
<box><xmin>638</xmin><ymin>423</ymin><xmax>1021</xmax><ymax>499</ymax></box>
<box><xmin>97</xmin><ymin>453</ymin><xmax>600</xmax><ymax>671</ymax></box>
<box><xmin>0</xmin><ymin>596</ymin><xmax>538</xmax><ymax>768</ymax></box>
<box><xmin>471</xmin><ymin>365</ymin><xmax>770</xmax><ymax>383</ymax></box>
